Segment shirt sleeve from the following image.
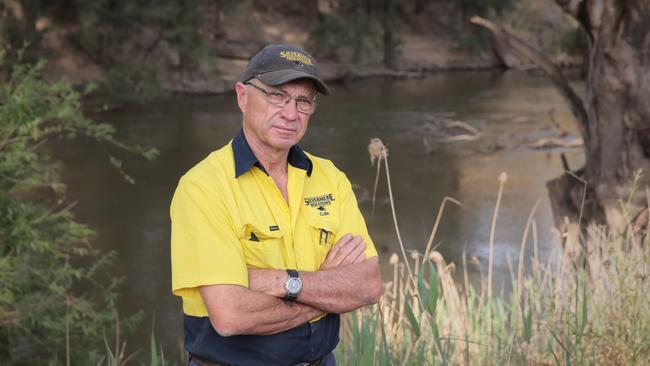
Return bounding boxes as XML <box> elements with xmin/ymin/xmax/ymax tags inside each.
<box><xmin>334</xmin><ymin>170</ymin><xmax>378</xmax><ymax>259</ymax></box>
<box><xmin>170</xmin><ymin>176</ymin><xmax>248</xmax><ymax>299</ymax></box>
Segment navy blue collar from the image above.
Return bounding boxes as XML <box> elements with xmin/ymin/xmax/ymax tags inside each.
<box><xmin>232</xmin><ymin>129</ymin><xmax>313</xmax><ymax>178</ymax></box>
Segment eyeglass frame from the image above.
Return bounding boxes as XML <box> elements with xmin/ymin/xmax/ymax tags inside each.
<box><xmin>244</xmin><ymin>80</ymin><xmax>318</xmax><ymax>115</ymax></box>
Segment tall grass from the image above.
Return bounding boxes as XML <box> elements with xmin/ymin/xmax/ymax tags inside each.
<box><xmin>336</xmin><ymin>139</ymin><xmax>650</xmax><ymax>365</ymax></box>
<box><xmin>99</xmin><ymin>331</ymin><xmax>169</xmax><ymax>366</ymax></box>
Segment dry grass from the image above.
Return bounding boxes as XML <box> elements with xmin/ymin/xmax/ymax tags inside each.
<box><xmin>335</xmin><ymin>140</ymin><xmax>650</xmax><ymax>365</ymax></box>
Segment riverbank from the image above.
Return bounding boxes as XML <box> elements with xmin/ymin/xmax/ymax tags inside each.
<box><xmin>37</xmin><ymin>0</ymin><xmax>583</xmax><ymax>94</ymax></box>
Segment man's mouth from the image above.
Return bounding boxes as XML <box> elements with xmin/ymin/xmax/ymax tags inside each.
<box><xmin>272</xmin><ymin>125</ymin><xmax>297</xmax><ymax>133</ymax></box>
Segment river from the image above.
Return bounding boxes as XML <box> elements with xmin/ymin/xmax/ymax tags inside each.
<box><xmin>55</xmin><ymin>70</ymin><xmax>584</xmax><ymax>362</ymax></box>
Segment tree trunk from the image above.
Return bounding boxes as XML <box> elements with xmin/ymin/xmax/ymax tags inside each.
<box><xmin>472</xmin><ymin>1</ymin><xmax>650</xmax><ymax>231</ymax></box>
<box><xmin>381</xmin><ymin>0</ymin><xmax>399</xmax><ymax>69</ymax></box>
<box><xmin>569</xmin><ymin>0</ymin><xmax>650</xmax><ymax>229</ymax></box>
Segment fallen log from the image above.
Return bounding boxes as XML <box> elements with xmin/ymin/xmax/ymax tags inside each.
<box><xmin>529</xmin><ymin>136</ymin><xmax>583</xmax><ymax>149</ymax></box>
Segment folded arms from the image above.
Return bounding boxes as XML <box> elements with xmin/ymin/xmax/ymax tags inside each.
<box><xmin>199</xmin><ymin>234</ymin><xmax>383</xmax><ymax>336</ymax></box>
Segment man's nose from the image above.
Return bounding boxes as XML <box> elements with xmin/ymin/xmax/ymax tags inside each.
<box><xmin>279</xmin><ymin>99</ymin><xmax>299</xmax><ymax>121</ymax></box>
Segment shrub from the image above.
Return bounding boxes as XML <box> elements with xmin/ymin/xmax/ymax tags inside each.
<box><xmin>0</xmin><ymin>60</ymin><xmax>155</xmax><ymax>364</ymax></box>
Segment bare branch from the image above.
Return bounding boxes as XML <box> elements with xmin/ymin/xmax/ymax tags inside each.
<box><xmin>469</xmin><ymin>16</ymin><xmax>591</xmax><ymax>150</ymax></box>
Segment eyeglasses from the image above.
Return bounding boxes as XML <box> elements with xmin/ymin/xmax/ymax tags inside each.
<box><xmin>244</xmin><ymin>81</ymin><xmax>317</xmax><ymax>115</ymax></box>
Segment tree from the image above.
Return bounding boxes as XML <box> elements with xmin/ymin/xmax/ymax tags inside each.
<box><xmin>308</xmin><ymin>0</ymin><xmax>387</xmax><ymax>66</ymax></box>
<box><xmin>0</xmin><ymin>0</ymin><xmax>211</xmax><ymax>100</ymax></box>
<box><xmin>0</xmin><ymin>59</ymin><xmax>155</xmax><ymax>364</ymax></box>
<box><xmin>471</xmin><ymin>1</ymin><xmax>650</xmax><ymax>231</ymax></box>
<box><xmin>381</xmin><ymin>0</ymin><xmax>402</xmax><ymax>69</ymax></box>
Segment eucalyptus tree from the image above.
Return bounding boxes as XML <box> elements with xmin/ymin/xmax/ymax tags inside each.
<box><xmin>472</xmin><ymin>1</ymin><xmax>650</xmax><ymax>229</ymax></box>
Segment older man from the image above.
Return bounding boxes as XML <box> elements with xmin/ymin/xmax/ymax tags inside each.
<box><xmin>171</xmin><ymin>44</ymin><xmax>383</xmax><ymax>366</ymax></box>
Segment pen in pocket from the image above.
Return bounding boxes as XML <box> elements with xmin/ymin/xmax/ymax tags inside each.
<box><xmin>319</xmin><ymin>229</ymin><xmax>329</xmax><ymax>244</ymax></box>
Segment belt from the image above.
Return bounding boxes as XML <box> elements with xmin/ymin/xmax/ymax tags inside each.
<box><xmin>190</xmin><ymin>354</ymin><xmax>325</xmax><ymax>366</ymax></box>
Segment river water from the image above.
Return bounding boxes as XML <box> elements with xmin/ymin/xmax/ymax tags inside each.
<box><xmin>55</xmin><ymin>70</ymin><xmax>584</xmax><ymax>361</ymax></box>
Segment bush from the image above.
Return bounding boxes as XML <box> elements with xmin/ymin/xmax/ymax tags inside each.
<box><xmin>308</xmin><ymin>9</ymin><xmax>384</xmax><ymax>65</ymax></box>
<box><xmin>0</xmin><ymin>1</ymin><xmax>213</xmax><ymax>101</ymax></box>
<box><xmin>0</xmin><ymin>60</ymin><xmax>155</xmax><ymax>364</ymax></box>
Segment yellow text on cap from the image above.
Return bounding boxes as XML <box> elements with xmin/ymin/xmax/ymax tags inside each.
<box><xmin>280</xmin><ymin>51</ymin><xmax>313</xmax><ymax>66</ymax></box>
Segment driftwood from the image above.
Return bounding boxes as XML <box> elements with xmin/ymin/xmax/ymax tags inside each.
<box><xmin>423</xmin><ymin>115</ymin><xmax>481</xmax><ymax>143</ymax></box>
<box><xmin>444</xmin><ymin>134</ymin><xmax>480</xmax><ymax>143</ymax></box>
<box><xmin>529</xmin><ymin>136</ymin><xmax>583</xmax><ymax>149</ymax></box>
<box><xmin>443</xmin><ymin>120</ymin><xmax>481</xmax><ymax>142</ymax></box>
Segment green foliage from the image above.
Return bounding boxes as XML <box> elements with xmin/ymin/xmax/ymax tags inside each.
<box><xmin>101</xmin><ymin>329</ymin><xmax>167</xmax><ymax>366</ymax></box>
<box><xmin>73</xmin><ymin>0</ymin><xmax>212</xmax><ymax>101</ymax></box>
<box><xmin>72</xmin><ymin>0</ymin><xmax>209</xmax><ymax>65</ymax></box>
<box><xmin>0</xmin><ymin>1</ymin><xmax>46</xmax><ymax>65</ymax></box>
<box><xmin>452</xmin><ymin>0</ymin><xmax>513</xmax><ymax>17</ymax></box>
<box><xmin>308</xmin><ymin>0</ymin><xmax>515</xmax><ymax>66</ymax></box>
<box><xmin>336</xmin><ymin>309</ymin><xmax>392</xmax><ymax>366</ymax></box>
<box><xmin>550</xmin><ymin>26</ymin><xmax>589</xmax><ymax>56</ymax></box>
<box><xmin>491</xmin><ymin>3</ymin><xmax>586</xmax><ymax>58</ymax></box>
<box><xmin>454</xmin><ymin>27</ymin><xmax>494</xmax><ymax>54</ymax></box>
<box><xmin>308</xmin><ymin>3</ymin><xmax>385</xmax><ymax>65</ymax></box>
<box><xmin>0</xmin><ymin>1</ymin><xmax>213</xmax><ymax>101</ymax></box>
<box><xmin>422</xmin><ymin>0</ymin><xmax>514</xmax><ymax>54</ymax></box>
<box><xmin>0</xmin><ymin>60</ymin><xmax>155</xmax><ymax>364</ymax></box>
<box><xmin>100</xmin><ymin>62</ymin><xmax>166</xmax><ymax>103</ymax></box>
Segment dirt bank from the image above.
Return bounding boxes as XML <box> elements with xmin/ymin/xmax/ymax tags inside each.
<box><xmin>39</xmin><ymin>0</ymin><xmax>582</xmax><ymax>94</ymax></box>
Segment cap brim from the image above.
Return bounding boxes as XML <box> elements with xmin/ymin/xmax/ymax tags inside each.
<box><xmin>255</xmin><ymin>70</ymin><xmax>330</xmax><ymax>96</ymax></box>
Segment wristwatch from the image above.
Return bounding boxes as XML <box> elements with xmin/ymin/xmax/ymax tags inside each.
<box><xmin>284</xmin><ymin>269</ymin><xmax>302</xmax><ymax>301</ymax></box>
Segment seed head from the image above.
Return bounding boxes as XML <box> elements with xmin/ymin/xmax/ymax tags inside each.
<box><xmin>368</xmin><ymin>138</ymin><xmax>388</xmax><ymax>166</ymax></box>
<box><xmin>429</xmin><ymin>251</ymin><xmax>444</xmax><ymax>264</ymax></box>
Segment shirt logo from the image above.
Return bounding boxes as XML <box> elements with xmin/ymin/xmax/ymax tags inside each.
<box><xmin>304</xmin><ymin>194</ymin><xmax>335</xmax><ymax>216</ymax></box>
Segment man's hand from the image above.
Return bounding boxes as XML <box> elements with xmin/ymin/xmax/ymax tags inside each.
<box><xmin>320</xmin><ymin>233</ymin><xmax>367</xmax><ymax>270</ymax></box>
<box><xmin>247</xmin><ymin>232</ymin><xmax>382</xmax><ymax>314</ymax></box>
<box><xmin>247</xmin><ymin>233</ymin><xmax>367</xmax><ymax>296</ymax></box>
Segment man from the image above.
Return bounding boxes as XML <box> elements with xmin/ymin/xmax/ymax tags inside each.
<box><xmin>170</xmin><ymin>44</ymin><xmax>383</xmax><ymax>366</ymax></box>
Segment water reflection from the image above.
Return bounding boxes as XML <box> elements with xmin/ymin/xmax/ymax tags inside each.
<box><xmin>54</xmin><ymin>70</ymin><xmax>584</xmax><ymax>362</ymax></box>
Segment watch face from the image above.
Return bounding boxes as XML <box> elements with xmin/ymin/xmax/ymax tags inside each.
<box><xmin>287</xmin><ymin>278</ymin><xmax>302</xmax><ymax>294</ymax></box>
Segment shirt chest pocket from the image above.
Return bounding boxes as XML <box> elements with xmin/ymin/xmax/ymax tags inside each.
<box><xmin>239</xmin><ymin>223</ymin><xmax>285</xmax><ymax>269</ymax></box>
<box><xmin>306</xmin><ymin>214</ymin><xmax>340</xmax><ymax>267</ymax></box>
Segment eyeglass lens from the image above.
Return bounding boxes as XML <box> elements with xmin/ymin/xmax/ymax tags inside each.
<box><xmin>247</xmin><ymin>82</ymin><xmax>316</xmax><ymax>114</ymax></box>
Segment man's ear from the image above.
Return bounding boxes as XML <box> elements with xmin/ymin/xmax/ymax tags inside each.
<box><xmin>235</xmin><ymin>82</ymin><xmax>247</xmax><ymax>114</ymax></box>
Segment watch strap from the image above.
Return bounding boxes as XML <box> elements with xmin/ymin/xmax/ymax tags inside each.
<box><xmin>287</xmin><ymin>269</ymin><xmax>299</xmax><ymax>279</ymax></box>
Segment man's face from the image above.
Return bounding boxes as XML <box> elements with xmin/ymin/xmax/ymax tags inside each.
<box><xmin>236</xmin><ymin>78</ymin><xmax>316</xmax><ymax>152</ymax></box>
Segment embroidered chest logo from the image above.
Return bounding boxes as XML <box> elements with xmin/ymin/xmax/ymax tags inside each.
<box><xmin>304</xmin><ymin>194</ymin><xmax>335</xmax><ymax>216</ymax></box>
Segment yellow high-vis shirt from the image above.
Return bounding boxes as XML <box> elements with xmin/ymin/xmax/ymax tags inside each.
<box><xmin>170</xmin><ymin>130</ymin><xmax>377</xmax><ymax>317</ymax></box>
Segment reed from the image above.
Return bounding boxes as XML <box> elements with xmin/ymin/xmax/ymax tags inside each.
<box><xmin>335</xmin><ymin>140</ymin><xmax>650</xmax><ymax>365</ymax></box>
